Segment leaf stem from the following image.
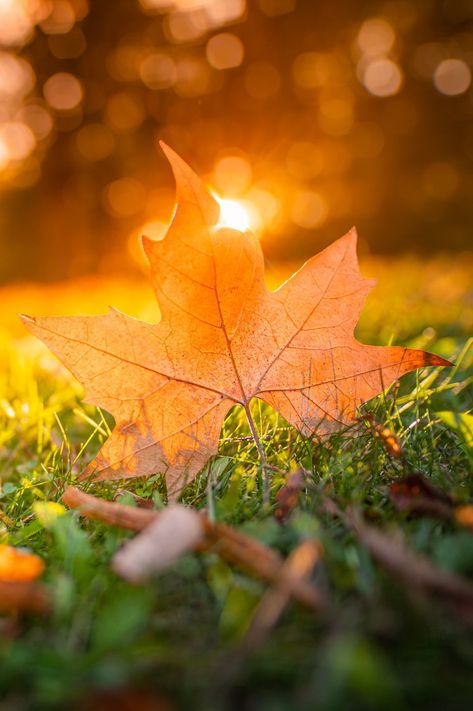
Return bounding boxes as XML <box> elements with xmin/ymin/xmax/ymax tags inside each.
<box><xmin>242</xmin><ymin>402</ymin><xmax>271</xmax><ymax>505</ymax></box>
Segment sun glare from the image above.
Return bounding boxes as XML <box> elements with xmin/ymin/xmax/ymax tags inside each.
<box><xmin>216</xmin><ymin>197</ymin><xmax>252</xmax><ymax>232</ymax></box>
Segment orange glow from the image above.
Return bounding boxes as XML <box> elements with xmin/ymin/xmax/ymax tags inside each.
<box><xmin>244</xmin><ymin>61</ymin><xmax>281</xmax><ymax>99</ymax></box>
<box><xmin>104</xmin><ymin>92</ymin><xmax>145</xmax><ymax>134</ymax></box>
<box><xmin>103</xmin><ymin>178</ymin><xmax>146</xmax><ymax>218</ymax></box>
<box><xmin>213</xmin><ymin>154</ymin><xmax>252</xmax><ymax>195</ymax></box>
<box><xmin>0</xmin><ymin>0</ymin><xmax>470</xmax><ymax>281</ymax></box>
<box><xmin>0</xmin><ymin>544</ymin><xmax>44</xmax><ymax>583</ymax></box>
<box><xmin>291</xmin><ymin>190</ymin><xmax>328</xmax><ymax>229</ymax></box>
<box><xmin>76</xmin><ymin>123</ymin><xmax>115</xmax><ymax>161</ymax></box>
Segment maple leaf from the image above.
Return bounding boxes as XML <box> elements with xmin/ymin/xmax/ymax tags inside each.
<box><xmin>21</xmin><ymin>145</ymin><xmax>450</xmax><ymax>497</ymax></box>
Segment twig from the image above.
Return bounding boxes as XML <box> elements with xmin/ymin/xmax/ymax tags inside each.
<box><xmin>324</xmin><ymin>499</ymin><xmax>473</xmax><ymax>624</ymax></box>
<box><xmin>242</xmin><ymin>538</ymin><xmax>322</xmax><ymax>649</ymax></box>
<box><xmin>213</xmin><ymin>538</ymin><xmax>323</xmax><ymax>693</ymax></box>
<box><xmin>62</xmin><ymin>486</ymin><xmax>325</xmax><ymax>612</ymax></box>
<box><xmin>62</xmin><ymin>486</ymin><xmax>155</xmax><ymax>531</ymax></box>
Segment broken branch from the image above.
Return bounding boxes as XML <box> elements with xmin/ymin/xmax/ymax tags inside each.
<box><xmin>62</xmin><ymin>486</ymin><xmax>325</xmax><ymax>612</ymax></box>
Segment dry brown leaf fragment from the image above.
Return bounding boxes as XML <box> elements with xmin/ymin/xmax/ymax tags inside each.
<box><xmin>455</xmin><ymin>505</ymin><xmax>473</xmax><ymax>531</ymax></box>
<box><xmin>0</xmin><ymin>580</ymin><xmax>51</xmax><ymax>614</ymax></box>
<box><xmin>22</xmin><ymin>145</ymin><xmax>450</xmax><ymax>497</ymax></box>
<box><xmin>389</xmin><ymin>473</ymin><xmax>454</xmax><ymax>520</ymax></box>
<box><xmin>274</xmin><ymin>469</ymin><xmax>305</xmax><ymax>524</ymax></box>
<box><xmin>112</xmin><ymin>504</ymin><xmax>204</xmax><ymax>583</ymax></box>
<box><xmin>361</xmin><ymin>413</ymin><xmax>404</xmax><ymax>459</ymax></box>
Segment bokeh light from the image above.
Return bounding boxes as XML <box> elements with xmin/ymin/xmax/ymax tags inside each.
<box><xmin>103</xmin><ymin>178</ymin><xmax>147</xmax><ymax>218</ymax></box>
<box><xmin>361</xmin><ymin>58</ymin><xmax>403</xmax><ymax>97</ymax></box>
<box><xmin>43</xmin><ymin>72</ymin><xmax>83</xmax><ymax>111</ymax></box>
<box><xmin>16</xmin><ymin>104</ymin><xmax>53</xmax><ymax>140</ymax></box>
<box><xmin>213</xmin><ymin>154</ymin><xmax>252</xmax><ymax>195</ymax></box>
<box><xmin>40</xmin><ymin>1</ymin><xmax>76</xmax><ymax>35</ymax></box>
<box><xmin>0</xmin><ymin>0</ymin><xmax>46</xmax><ymax>46</ymax></box>
<box><xmin>0</xmin><ymin>53</ymin><xmax>35</xmax><ymax>99</ymax></box>
<box><xmin>357</xmin><ymin>18</ymin><xmax>395</xmax><ymax>56</ymax></box>
<box><xmin>140</xmin><ymin>53</ymin><xmax>177</xmax><ymax>89</ymax></box>
<box><xmin>206</xmin><ymin>32</ymin><xmax>244</xmax><ymax>70</ymax></box>
<box><xmin>0</xmin><ymin>1</ymin><xmax>471</xmax><ymax>281</ymax></box>
<box><xmin>433</xmin><ymin>59</ymin><xmax>472</xmax><ymax>96</ymax></box>
<box><xmin>290</xmin><ymin>190</ymin><xmax>328</xmax><ymax>230</ymax></box>
<box><xmin>0</xmin><ymin>122</ymin><xmax>36</xmax><ymax>161</ymax></box>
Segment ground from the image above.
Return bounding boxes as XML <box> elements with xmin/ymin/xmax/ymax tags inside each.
<box><xmin>0</xmin><ymin>254</ymin><xmax>472</xmax><ymax>711</ymax></box>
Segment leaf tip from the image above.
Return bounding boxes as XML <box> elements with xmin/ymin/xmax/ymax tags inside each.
<box><xmin>19</xmin><ymin>314</ymin><xmax>36</xmax><ymax>326</ymax></box>
<box><xmin>426</xmin><ymin>353</ymin><xmax>453</xmax><ymax>368</ymax></box>
<box><xmin>141</xmin><ymin>233</ymin><xmax>155</xmax><ymax>255</ymax></box>
<box><xmin>336</xmin><ymin>226</ymin><xmax>359</xmax><ymax>255</ymax></box>
<box><xmin>158</xmin><ymin>140</ymin><xmax>219</xmax><ymax>225</ymax></box>
<box><xmin>347</xmin><ymin>225</ymin><xmax>358</xmax><ymax>241</ymax></box>
<box><xmin>158</xmin><ymin>140</ymin><xmax>185</xmax><ymax>172</ymax></box>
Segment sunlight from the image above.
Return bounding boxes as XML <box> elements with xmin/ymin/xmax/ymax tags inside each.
<box><xmin>216</xmin><ymin>197</ymin><xmax>252</xmax><ymax>232</ymax></box>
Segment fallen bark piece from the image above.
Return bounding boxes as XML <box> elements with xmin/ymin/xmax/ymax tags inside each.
<box><xmin>389</xmin><ymin>473</ymin><xmax>473</xmax><ymax>534</ymax></box>
<box><xmin>112</xmin><ymin>505</ymin><xmax>205</xmax><ymax>583</ymax></box>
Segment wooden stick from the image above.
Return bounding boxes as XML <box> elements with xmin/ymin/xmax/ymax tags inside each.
<box><xmin>324</xmin><ymin>499</ymin><xmax>473</xmax><ymax>624</ymax></box>
<box><xmin>243</xmin><ymin>539</ymin><xmax>322</xmax><ymax>648</ymax></box>
<box><xmin>62</xmin><ymin>486</ymin><xmax>155</xmax><ymax>531</ymax></box>
<box><xmin>62</xmin><ymin>486</ymin><xmax>325</xmax><ymax>612</ymax></box>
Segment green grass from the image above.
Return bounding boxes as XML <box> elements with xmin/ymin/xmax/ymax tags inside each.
<box><xmin>0</xmin><ymin>264</ymin><xmax>472</xmax><ymax>711</ymax></box>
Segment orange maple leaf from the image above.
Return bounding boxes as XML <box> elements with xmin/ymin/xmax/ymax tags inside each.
<box><xmin>21</xmin><ymin>145</ymin><xmax>450</xmax><ymax>497</ymax></box>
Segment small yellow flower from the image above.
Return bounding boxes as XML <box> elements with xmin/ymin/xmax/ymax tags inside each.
<box><xmin>33</xmin><ymin>501</ymin><xmax>66</xmax><ymax>529</ymax></box>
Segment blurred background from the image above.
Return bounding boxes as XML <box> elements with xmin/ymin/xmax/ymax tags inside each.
<box><xmin>0</xmin><ymin>0</ymin><xmax>472</xmax><ymax>285</ymax></box>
